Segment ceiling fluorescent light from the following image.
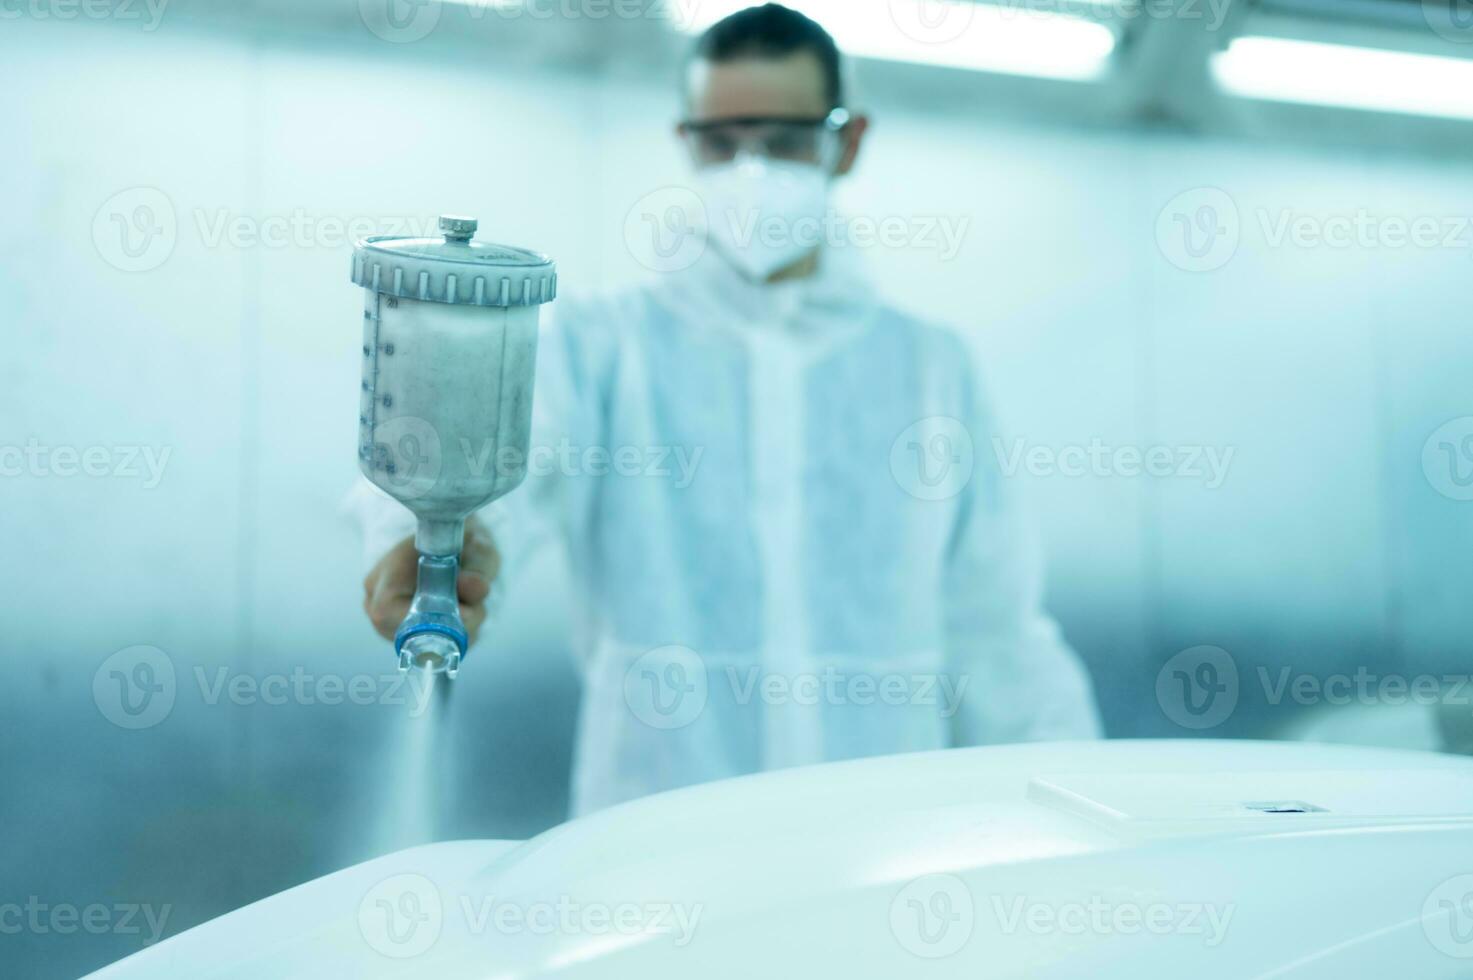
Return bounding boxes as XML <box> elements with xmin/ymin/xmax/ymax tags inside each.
<box><xmin>671</xmin><ymin>0</ymin><xmax>1116</xmax><ymax>82</ymax></box>
<box><xmin>1212</xmin><ymin>36</ymin><xmax>1473</xmax><ymax>121</ymax></box>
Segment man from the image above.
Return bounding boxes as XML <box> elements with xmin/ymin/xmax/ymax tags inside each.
<box><xmin>357</xmin><ymin>3</ymin><xmax>1101</xmax><ymax>815</ymax></box>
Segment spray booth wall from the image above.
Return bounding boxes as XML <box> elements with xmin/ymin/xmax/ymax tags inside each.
<box><xmin>2</xmin><ymin>13</ymin><xmax>1471</xmax><ymax>979</ymax></box>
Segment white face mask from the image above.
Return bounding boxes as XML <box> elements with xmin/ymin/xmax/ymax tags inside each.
<box><xmin>694</xmin><ymin>156</ymin><xmax>831</xmax><ymax>280</ymax></box>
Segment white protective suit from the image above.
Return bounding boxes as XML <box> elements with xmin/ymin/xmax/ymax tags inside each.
<box><xmin>352</xmin><ymin>246</ymin><xmax>1101</xmax><ymax>815</ymax></box>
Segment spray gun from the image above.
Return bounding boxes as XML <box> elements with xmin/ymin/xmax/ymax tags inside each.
<box><xmin>353</xmin><ymin>215</ymin><xmax>556</xmax><ymax>677</ymax></box>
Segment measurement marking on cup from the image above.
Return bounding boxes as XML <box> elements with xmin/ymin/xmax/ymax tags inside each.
<box><xmin>361</xmin><ymin>292</ymin><xmax>384</xmax><ymax>466</ymax></box>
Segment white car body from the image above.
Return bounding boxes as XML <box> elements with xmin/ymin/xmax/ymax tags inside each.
<box><xmin>88</xmin><ymin>740</ymin><xmax>1473</xmax><ymax>978</ymax></box>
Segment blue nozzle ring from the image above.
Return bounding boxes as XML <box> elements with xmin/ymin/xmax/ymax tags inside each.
<box><xmin>394</xmin><ymin>622</ymin><xmax>468</xmax><ymax>658</ymax></box>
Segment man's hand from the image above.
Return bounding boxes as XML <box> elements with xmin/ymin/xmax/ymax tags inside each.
<box><xmin>362</xmin><ymin>520</ymin><xmax>502</xmax><ymax>647</ymax></box>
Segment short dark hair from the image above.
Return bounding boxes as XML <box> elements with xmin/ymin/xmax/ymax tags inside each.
<box><xmin>693</xmin><ymin>4</ymin><xmax>845</xmax><ymax>110</ymax></box>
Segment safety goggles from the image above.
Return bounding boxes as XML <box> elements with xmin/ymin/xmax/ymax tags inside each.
<box><xmin>678</xmin><ymin>108</ymin><xmax>851</xmax><ymax>167</ymax></box>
